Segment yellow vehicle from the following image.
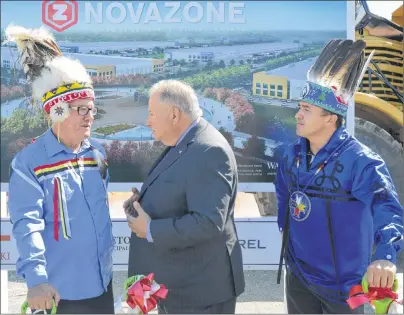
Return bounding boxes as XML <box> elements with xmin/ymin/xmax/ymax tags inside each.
<box><xmin>355</xmin><ymin>1</ymin><xmax>403</xmax><ymax>135</ymax></box>
<box><xmin>354</xmin><ymin>0</ymin><xmax>403</xmax><ymax>204</ymax></box>
<box><xmin>253</xmin><ymin>1</ymin><xmax>403</xmax><ymax>215</ymax></box>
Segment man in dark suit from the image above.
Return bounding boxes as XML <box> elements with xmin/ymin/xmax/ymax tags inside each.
<box><xmin>124</xmin><ymin>79</ymin><xmax>245</xmax><ymax>314</ymax></box>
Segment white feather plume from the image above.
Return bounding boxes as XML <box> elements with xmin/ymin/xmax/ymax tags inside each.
<box><xmin>5</xmin><ymin>24</ymin><xmax>57</xmax><ymax>49</ymax></box>
<box><xmin>4</xmin><ymin>24</ymin><xmax>93</xmax><ymax>104</ymax></box>
<box><xmin>4</xmin><ymin>24</ymin><xmax>63</xmax><ymax>82</ymax></box>
<box><xmin>31</xmin><ymin>56</ymin><xmax>93</xmax><ymax>102</ymax></box>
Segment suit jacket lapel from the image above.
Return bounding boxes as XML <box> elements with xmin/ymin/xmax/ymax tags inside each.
<box><xmin>143</xmin><ymin>147</ymin><xmax>180</xmax><ymax>188</ymax></box>
<box><xmin>147</xmin><ymin>145</ymin><xmax>171</xmax><ymax>176</ymax></box>
<box><xmin>139</xmin><ymin>118</ymin><xmax>208</xmax><ymax>200</ymax></box>
<box><xmin>139</xmin><ymin>146</ymin><xmax>170</xmax><ymax>197</ymax></box>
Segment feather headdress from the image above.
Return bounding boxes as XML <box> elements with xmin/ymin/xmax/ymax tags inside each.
<box><xmin>4</xmin><ymin>25</ymin><xmax>95</xmax><ymax>120</ymax></box>
<box><xmin>300</xmin><ymin>39</ymin><xmax>374</xmax><ymax>117</ymax></box>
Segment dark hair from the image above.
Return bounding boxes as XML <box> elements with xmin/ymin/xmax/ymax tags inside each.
<box><xmin>322</xmin><ymin>109</ymin><xmax>345</xmax><ymax>128</ymax></box>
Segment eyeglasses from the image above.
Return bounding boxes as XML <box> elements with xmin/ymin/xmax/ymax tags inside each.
<box><xmin>70</xmin><ymin>106</ymin><xmax>98</xmax><ymax>116</ymax></box>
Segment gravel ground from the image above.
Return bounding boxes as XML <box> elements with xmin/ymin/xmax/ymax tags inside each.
<box><xmin>5</xmin><ymin>270</ymin><xmax>403</xmax><ymax>314</ymax></box>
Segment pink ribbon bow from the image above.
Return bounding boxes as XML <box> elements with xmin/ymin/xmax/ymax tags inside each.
<box><xmin>126</xmin><ymin>273</ymin><xmax>168</xmax><ymax>314</ymax></box>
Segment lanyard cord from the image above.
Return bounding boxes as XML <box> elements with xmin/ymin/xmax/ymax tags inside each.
<box><xmin>296</xmin><ymin>137</ymin><xmax>350</xmax><ymax>193</ymax></box>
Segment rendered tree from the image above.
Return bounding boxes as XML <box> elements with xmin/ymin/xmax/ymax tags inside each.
<box><xmin>243</xmin><ymin>136</ymin><xmax>267</xmax><ymax>159</ymax></box>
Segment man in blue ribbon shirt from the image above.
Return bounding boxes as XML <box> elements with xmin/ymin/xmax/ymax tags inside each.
<box><xmin>6</xmin><ymin>25</ymin><xmax>114</xmax><ymax>314</ymax></box>
<box><xmin>275</xmin><ymin>39</ymin><xmax>403</xmax><ymax>313</ymax></box>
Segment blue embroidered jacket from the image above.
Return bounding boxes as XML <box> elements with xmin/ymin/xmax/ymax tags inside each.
<box><xmin>276</xmin><ymin>127</ymin><xmax>403</xmax><ymax>303</ymax></box>
<box><xmin>8</xmin><ymin>129</ymin><xmax>114</xmax><ymax>300</ymax></box>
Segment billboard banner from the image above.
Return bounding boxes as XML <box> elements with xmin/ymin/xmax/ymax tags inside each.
<box><xmin>0</xmin><ymin>1</ymin><xmax>352</xmax><ymax>192</ymax></box>
<box><xmin>0</xmin><ymin>218</ymin><xmax>282</xmax><ymax>271</ymax></box>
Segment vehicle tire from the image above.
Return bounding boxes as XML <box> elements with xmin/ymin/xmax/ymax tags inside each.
<box><xmin>354</xmin><ymin>117</ymin><xmax>404</xmax><ymax>207</ymax></box>
<box><xmin>355</xmin><ymin>117</ymin><xmax>404</xmax><ymax>271</ymax></box>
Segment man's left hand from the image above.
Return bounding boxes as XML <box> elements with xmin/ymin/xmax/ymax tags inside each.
<box><xmin>367</xmin><ymin>259</ymin><xmax>396</xmax><ymax>288</ymax></box>
<box><xmin>126</xmin><ymin>201</ymin><xmax>151</xmax><ymax>238</ymax></box>
<box><xmin>123</xmin><ymin>187</ymin><xmax>140</xmax><ymax>216</ymax></box>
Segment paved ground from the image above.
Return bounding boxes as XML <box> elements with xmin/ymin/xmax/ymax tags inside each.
<box><xmin>6</xmin><ymin>270</ymin><xmax>286</xmax><ymax>314</ymax></box>
<box><xmin>3</xmin><ymin>194</ymin><xmax>403</xmax><ymax>313</ymax></box>
<box><xmin>6</xmin><ymin>270</ymin><xmax>403</xmax><ymax>314</ymax></box>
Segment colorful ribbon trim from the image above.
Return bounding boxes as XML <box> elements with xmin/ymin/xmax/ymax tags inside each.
<box><xmin>34</xmin><ymin>158</ymin><xmax>98</xmax><ymax>181</ymax></box>
<box><xmin>53</xmin><ymin>178</ymin><xmax>58</xmax><ymax>241</ymax></box>
<box><xmin>53</xmin><ymin>176</ymin><xmax>71</xmax><ymax>241</ymax></box>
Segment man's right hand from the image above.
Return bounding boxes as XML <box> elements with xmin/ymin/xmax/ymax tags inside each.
<box><xmin>27</xmin><ymin>283</ymin><xmax>60</xmax><ymax>311</ymax></box>
<box><xmin>123</xmin><ymin>187</ymin><xmax>140</xmax><ymax>217</ymax></box>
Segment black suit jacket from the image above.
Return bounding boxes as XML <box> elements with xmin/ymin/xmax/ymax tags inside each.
<box><xmin>128</xmin><ymin>118</ymin><xmax>245</xmax><ymax>308</ymax></box>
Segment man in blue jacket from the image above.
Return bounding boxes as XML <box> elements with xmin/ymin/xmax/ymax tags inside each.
<box><xmin>6</xmin><ymin>25</ymin><xmax>114</xmax><ymax>314</ymax></box>
<box><xmin>276</xmin><ymin>39</ymin><xmax>403</xmax><ymax>313</ymax></box>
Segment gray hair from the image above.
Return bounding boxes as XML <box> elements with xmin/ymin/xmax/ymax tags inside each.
<box><xmin>149</xmin><ymin>80</ymin><xmax>203</xmax><ymax>120</ymax></box>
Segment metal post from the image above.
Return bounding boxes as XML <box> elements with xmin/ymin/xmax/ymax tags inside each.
<box><xmin>283</xmin><ymin>268</ymin><xmax>287</xmax><ymax>313</ymax></box>
<box><xmin>1</xmin><ymin>270</ymin><xmax>8</xmax><ymax>313</ymax></box>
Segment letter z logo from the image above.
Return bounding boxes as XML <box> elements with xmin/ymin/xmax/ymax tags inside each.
<box><xmin>53</xmin><ymin>3</ymin><xmax>68</xmax><ymax>21</ymax></box>
<box><xmin>42</xmin><ymin>1</ymin><xmax>78</xmax><ymax>32</ymax></box>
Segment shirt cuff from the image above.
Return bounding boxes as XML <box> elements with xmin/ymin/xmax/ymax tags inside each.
<box><xmin>146</xmin><ymin>221</ymin><xmax>153</xmax><ymax>243</ymax></box>
<box><xmin>372</xmin><ymin>243</ymin><xmax>396</xmax><ymax>264</ymax></box>
<box><xmin>25</xmin><ymin>265</ymin><xmax>48</xmax><ymax>289</ymax></box>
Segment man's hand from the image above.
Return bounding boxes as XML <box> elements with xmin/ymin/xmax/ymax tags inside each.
<box><xmin>367</xmin><ymin>259</ymin><xmax>397</xmax><ymax>288</ymax></box>
<box><xmin>126</xmin><ymin>201</ymin><xmax>151</xmax><ymax>238</ymax></box>
<box><xmin>123</xmin><ymin>187</ymin><xmax>140</xmax><ymax>216</ymax></box>
<box><xmin>27</xmin><ymin>283</ymin><xmax>60</xmax><ymax>311</ymax></box>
